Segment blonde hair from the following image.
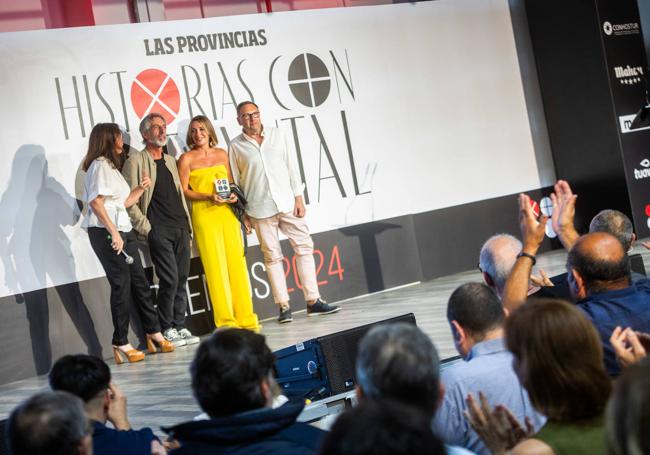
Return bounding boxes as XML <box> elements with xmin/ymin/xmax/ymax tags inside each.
<box><xmin>186</xmin><ymin>115</ymin><xmax>218</xmax><ymax>149</ymax></box>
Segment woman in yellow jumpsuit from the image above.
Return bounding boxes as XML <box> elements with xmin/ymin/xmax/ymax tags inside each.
<box><xmin>177</xmin><ymin>115</ymin><xmax>259</xmax><ymax>330</ymax></box>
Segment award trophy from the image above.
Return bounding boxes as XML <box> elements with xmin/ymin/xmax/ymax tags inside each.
<box><xmin>214</xmin><ymin>178</ymin><xmax>231</xmax><ymax>199</ymax></box>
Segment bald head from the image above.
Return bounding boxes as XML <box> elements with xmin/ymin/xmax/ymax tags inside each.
<box><xmin>479</xmin><ymin>234</ymin><xmax>522</xmax><ymax>297</ymax></box>
<box><xmin>568</xmin><ymin>232</ymin><xmax>631</xmax><ymax>295</ymax></box>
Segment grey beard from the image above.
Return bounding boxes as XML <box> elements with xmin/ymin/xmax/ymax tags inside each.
<box><xmin>149</xmin><ymin>138</ymin><xmax>166</xmax><ymax>147</ymax></box>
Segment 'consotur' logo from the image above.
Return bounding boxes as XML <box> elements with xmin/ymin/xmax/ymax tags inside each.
<box><xmin>602</xmin><ymin>20</ymin><xmax>640</xmax><ymax>37</ymax></box>
<box><xmin>130</xmin><ymin>68</ymin><xmax>181</xmax><ymax>124</ymax></box>
<box><xmin>288</xmin><ymin>53</ymin><xmax>331</xmax><ymax>107</ymax></box>
<box><xmin>603</xmin><ymin>21</ymin><xmax>613</xmax><ymax>35</ymax></box>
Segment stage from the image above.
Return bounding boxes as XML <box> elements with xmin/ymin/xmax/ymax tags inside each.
<box><xmin>0</xmin><ymin>245</ymin><xmax>594</xmax><ymax>433</ymax></box>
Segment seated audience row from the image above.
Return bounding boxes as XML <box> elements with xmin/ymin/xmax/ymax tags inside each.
<box><xmin>6</xmin><ymin>319</ymin><xmax>650</xmax><ymax>455</ymax></box>
<box><xmin>6</xmin><ymin>177</ymin><xmax>650</xmax><ymax>455</ymax></box>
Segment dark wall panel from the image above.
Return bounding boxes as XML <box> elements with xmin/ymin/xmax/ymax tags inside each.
<box><xmin>524</xmin><ymin>0</ymin><xmax>632</xmax><ymax>232</ymax></box>
<box><xmin>414</xmin><ymin>189</ymin><xmax>555</xmax><ymax>281</ymax></box>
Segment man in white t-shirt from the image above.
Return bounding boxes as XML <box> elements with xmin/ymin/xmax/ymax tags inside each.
<box><xmin>228</xmin><ymin>101</ymin><xmax>340</xmax><ymax>323</ymax></box>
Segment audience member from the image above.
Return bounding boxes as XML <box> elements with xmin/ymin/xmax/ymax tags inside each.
<box><xmin>355</xmin><ymin>322</ymin><xmax>473</xmax><ymax>454</ymax></box>
<box><xmin>7</xmin><ymin>390</ymin><xmax>93</xmax><ymax>455</ymax></box>
<box><xmin>49</xmin><ymin>354</ymin><xmax>162</xmax><ymax>455</ymax></box>
<box><xmin>605</xmin><ymin>359</ymin><xmax>650</xmax><ymax>455</ymax></box>
<box><xmin>467</xmin><ymin>299</ymin><xmax>611</xmax><ymax>454</ymax></box>
<box><xmin>479</xmin><ymin>234</ymin><xmax>560</xmax><ymax>301</ymax></box>
<box><xmin>319</xmin><ymin>398</ymin><xmax>445</xmax><ymax>455</ymax></box>
<box><xmin>547</xmin><ymin>181</ymin><xmax>645</xmax><ymax>299</ymax></box>
<box><xmin>502</xmin><ymin>193</ymin><xmax>650</xmax><ymax>376</ymax></box>
<box><xmin>551</xmin><ymin>180</ymin><xmax>636</xmax><ymax>252</ymax></box>
<box><xmin>433</xmin><ymin>283</ymin><xmax>544</xmax><ymax>454</ymax></box>
<box><xmin>164</xmin><ymin>328</ymin><xmax>325</xmax><ymax>454</ymax></box>
<box><xmin>479</xmin><ymin>234</ymin><xmax>522</xmax><ymax>299</ymax></box>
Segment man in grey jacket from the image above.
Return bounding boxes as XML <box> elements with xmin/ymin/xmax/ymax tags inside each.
<box><xmin>123</xmin><ymin>113</ymin><xmax>198</xmax><ymax>346</ymax></box>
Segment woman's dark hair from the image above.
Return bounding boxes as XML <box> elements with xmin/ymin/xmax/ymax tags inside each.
<box><xmin>606</xmin><ymin>358</ymin><xmax>650</xmax><ymax>455</ymax></box>
<box><xmin>191</xmin><ymin>328</ymin><xmax>275</xmax><ymax>417</ymax></box>
<box><xmin>319</xmin><ymin>399</ymin><xmax>445</xmax><ymax>455</ymax></box>
<box><xmin>505</xmin><ymin>298</ymin><xmax>611</xmax><ymax>421</ymax></box>
<box><xmin>82</xmin><ymin>123</ymin><xmax>122</xmax><ymax>171</ymax></box>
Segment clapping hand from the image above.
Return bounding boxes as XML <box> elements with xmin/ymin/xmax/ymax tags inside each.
<box><xmin>530</xmin><ymin>269</ymin><xmax>553</xmax><ymax>287</ymax></box>
<box><xmin>550</xmin><ymin>180</ymin><xmax>579</xmax><ymax>249</ymax></box>
<box><xmin>610</xmin><ymin>326</ymin><xmax>650</xmax><ymax>368</ymax></box>
<box><xmin>518</xmin><ymin>194</ymin><xmax>547</xmax><ymax>253</ymax></box>
<box><xmin>465</xmin><ymin>392</ymin><xmax>534</xmax><ymax>455</ymax></box>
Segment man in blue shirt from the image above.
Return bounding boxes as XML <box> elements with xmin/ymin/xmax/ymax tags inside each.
<box><xmin>566</xmin><ymin>232</ymin><xmax>650</xmax><ymax>376</ymax></box>
<box><xmin>433</xmin><ymin>283</ymin><xmax>545</xmax><ymax>454</ymax></box>
<box><xmin>502</xmin><ymin>188</ymin><xmax>650</xmax><ymax>377</ymax></box>
<box><xmin>49</xmin><ymin>354</ymin><xmax>163</xmax><ymax>455</ymax></box>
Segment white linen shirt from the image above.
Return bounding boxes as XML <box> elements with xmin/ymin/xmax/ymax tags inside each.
<box><xmin>82</xmin><ymin>157</ymin><xmax>133</xmax><ymax>232</ymax></box>
<box><xmin>229</xmin><ymin>126</ymin><xmax>304</xmax><ymax>219</ymax></box>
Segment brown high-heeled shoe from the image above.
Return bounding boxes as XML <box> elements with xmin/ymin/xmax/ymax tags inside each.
<box><xmin>146</xmin><ymin>334</ymin><xmax>174</xmax><ymax>354</ymax></box>
<box><xmin>112</xmin><ymin>346</ymin><xmax>145</xmax><ymax>364</ymax></box>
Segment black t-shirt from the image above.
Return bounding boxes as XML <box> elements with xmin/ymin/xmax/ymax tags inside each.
<box><xmin>147</xmin><ymin>158</ymin><xmax>188</xmax><ymax>230</ymax></box>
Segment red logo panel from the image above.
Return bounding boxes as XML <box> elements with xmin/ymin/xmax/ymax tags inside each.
<box><xmin>131</xmin><ymin>69</ymin><xmax>180</xmax><ymax>125</ymax></box>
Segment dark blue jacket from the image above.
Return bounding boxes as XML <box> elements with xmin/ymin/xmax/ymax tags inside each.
<box><xmin>164</xmin><ymin>401</ymin><xmax>325</xmax><ymax>455</ymax></box>
<box><xmin>578</xmin><ymin>278</ymin><xmax>650</xmax><ymax>377</ymax></box>
<box><xmin>92</xmin><ymin>420</ymin><xmax>157</xmax><ymax>455</ymax></box>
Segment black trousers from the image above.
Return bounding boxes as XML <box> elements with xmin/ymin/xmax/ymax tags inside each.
<box><xmin>88</xmin><ymin>227</ymin><xmax>160</xmax><ymax>346</ymax></box>
<box><xmin>148</xmin><ymin>225</ymin><xmax>191</xmax><ymax>330</ymax></box>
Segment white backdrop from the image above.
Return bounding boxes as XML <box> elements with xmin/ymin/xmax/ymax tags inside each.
<box><xmin>0</xmin><ymin>0</ymin><xmax>543</xmax><ymax>298</ymax></box>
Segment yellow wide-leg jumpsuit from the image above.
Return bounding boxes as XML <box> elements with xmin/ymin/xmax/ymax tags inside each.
<box><xmin>189</xmin><ymin>164</ymin><xmax>259</xmax><ymax>330</ymax></box>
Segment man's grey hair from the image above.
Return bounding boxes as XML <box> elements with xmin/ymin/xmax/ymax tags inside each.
<box><xmin>8</xmin><ymin>391</ymin><xmax>89</xmax><ymax>455</ymax></box>
<box><xmin>479</xmin><ymin>234</ymin><xmax>522</xmax><ymax>294</ymax></box>
<box><xmin>356</xmin><ymin>323</ymin><xmax>440</xmax><ymax>416</ymax></box>
<box><xmin>139</xmin><ymin>112</ymin><xmax>166</xmax><ymax>144</ymax></box>
<box><xmin>589</xmin><ymin>210</ymin><xmax>634</xmax><ymax>251</ymax></box>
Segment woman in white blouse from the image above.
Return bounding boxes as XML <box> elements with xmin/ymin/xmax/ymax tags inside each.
<box><xmin>82</xmin><ymin>123</ymin><xmax>174</xmax><ymax>364</ymax></box>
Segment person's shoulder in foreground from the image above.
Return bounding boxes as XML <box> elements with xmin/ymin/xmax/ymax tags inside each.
<box><xmin>167</xmin><ymin>400</ymin><xmax>324</xmax><ymax>455</ymax></box>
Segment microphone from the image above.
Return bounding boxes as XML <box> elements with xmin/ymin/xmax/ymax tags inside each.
<box><xmin>107</xmin><ymin>234</ymin><xmax>134</xmax><ymax>264</ymax></box>
<box><xmin>121</xmin><ymin>251</ymin><xmax>135</xmax><ymax>264</ymax></box>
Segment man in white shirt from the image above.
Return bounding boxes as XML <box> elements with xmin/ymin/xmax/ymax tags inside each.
<box><xmin>229</xmin><ymin>101</ymin><xmax>340</xmax><ymax>323</ymax></box>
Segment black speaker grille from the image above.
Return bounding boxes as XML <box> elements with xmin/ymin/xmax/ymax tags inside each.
<box><xmin>318</xmin><ymin>313</ymin><xmax>416</xmax><ymax>395</ymax></box>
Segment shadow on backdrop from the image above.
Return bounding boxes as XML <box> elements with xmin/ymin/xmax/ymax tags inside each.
<box><xmin>0</xmin><ymin>145</ymin><xmax>102</xmax><ymax>375</ymax></box>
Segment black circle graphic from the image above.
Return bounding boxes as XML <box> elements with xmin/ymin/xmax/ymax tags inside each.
<box><xmin>288</xmin><ymin>53</ymin><xmax>331</xmax><ymax>107</ymax></box>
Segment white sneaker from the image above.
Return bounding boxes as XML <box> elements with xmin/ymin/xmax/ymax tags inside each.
<box><xmin>177</xmin><ymin>328</ymin><xmax>200</xmax><ymax>345</ymax></box>
<box><xmin>163</xmin><ymin>328</ymin><xmax>187</xmax><ymax>347</ymax></box>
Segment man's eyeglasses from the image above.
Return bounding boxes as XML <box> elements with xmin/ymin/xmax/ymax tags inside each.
<box><xmin>239</xmin><ymin>111</ymin><xmax>260</xmax><ymax>120</ymax></box>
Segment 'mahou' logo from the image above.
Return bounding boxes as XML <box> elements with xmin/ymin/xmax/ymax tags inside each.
<box><xmin>614</xmin><ymin>65</ymin><xmax>643</xmax><ymax>85</ymax></box>
<box><xmin>130</xmin><ymin>69</ymin><xmax>181</xmax><ymax>124</ymax></box>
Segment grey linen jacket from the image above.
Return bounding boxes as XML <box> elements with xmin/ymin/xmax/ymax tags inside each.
<box><xmin>122</xmin><ymin>149</ymin><xmax>191</xmax><ymax>239</ymax></box>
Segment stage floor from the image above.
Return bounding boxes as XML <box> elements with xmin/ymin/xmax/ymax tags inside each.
<box><xmin>1</xmin><ymin>244</ymin><xmax>647</xmax><ymax>433</ymax></box>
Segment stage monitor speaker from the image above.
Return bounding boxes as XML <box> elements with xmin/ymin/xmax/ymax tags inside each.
<box><xmin>274</xmin><ymin>313</ymin><xmax>416</xmax><ymax>401</ymax></box>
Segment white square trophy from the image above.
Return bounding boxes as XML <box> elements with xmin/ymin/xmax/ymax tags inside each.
<box><xmin>214</xmin><ymin>178</ymin><xmax>231</xmax><ymax>199</ymax></box>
